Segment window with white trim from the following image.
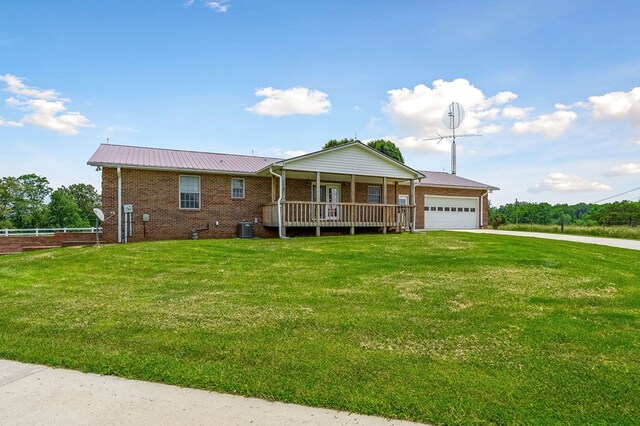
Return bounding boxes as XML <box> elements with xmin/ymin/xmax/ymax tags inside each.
<box><xmin>368</xmin><ymin>186</ymin><xmax>381</xmax><ymax>204</ymax></box>
<box><xmin>398</xmin><ymin>195</ymin><xmax>409</xmax><ymax>205</ymax></box>
<box><xmin>232</xmin><ymin>178</ymin><xmax>245</xmax><ymax>199</ymax></box>
<box><xmin>179</xmin><ymin>175</ymin><xmax>200</xmax><ymax>209</ymax></box>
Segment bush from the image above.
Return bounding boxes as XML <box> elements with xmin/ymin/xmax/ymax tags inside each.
<box><xmin>489</xmin><ymin>213</ymin><xmax>506</xmax><ymax>229</ymax></box>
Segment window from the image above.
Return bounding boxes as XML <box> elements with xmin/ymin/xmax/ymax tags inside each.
<box><xmin>398</xmin><ymin>195</ymin><xmax>409</xmax><ymax>205</ymax></box>
<box><xmin>458</xmin><ymin>207</ymin><xmax>464</xmax><ymax>212</ymax></box>
<box><xmin>232</xmin><ymin>178</ymin><xmax>245</xmax><ymax>199</ymax></box>
<box><xmin>464</xmin><ymin>207</ymin><xmax>469</xmax><ymax>212</ymax></box>
<box><xmin>179</xmin><ymin>175</ymin><xmax>200</xmax><ymax>209</ymax></box>
<box><xmin>470</xmin><ymin>207</ymin><xmax>476</xmax><ymax>212</ymax></box>
<box><xmin>437</xmin><ymin>207</ymin><xmax>443</xmax><ymax>211</ymax></box>
<box><xmin>431</xmin><ymin>206</ymin><xmax>437</xmax><ymax>211</ymax></box>
<box><xmin>444</xmin><ymin>207</ymin><xmax>450</xmax><ymax>212</ymax></box>
<box><xmin>368</xmin><ymin>186</ymin><xmax>381</xmax><ymax>204</ymax></box>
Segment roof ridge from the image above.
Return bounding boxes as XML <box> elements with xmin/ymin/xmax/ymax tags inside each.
<box><xmin>99</xmin><ymin>143</ymin><xmax>282</xmax><ymax>160</ymax></box>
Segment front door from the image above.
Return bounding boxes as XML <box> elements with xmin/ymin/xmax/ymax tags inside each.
<box><xmin>312</xmin><ymin>184</ymin><xmax>341</xmax><ymax>220</ymax></box>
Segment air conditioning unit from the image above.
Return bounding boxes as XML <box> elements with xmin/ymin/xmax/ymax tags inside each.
<box><xmin>237</xmin><ymin>221</ymin><xmax>254</xmax><ymax>238</ymax></box>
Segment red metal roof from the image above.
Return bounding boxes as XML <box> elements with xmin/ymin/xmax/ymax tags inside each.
<box><xmin>87</xmin><ymin>144</ymin><xmax>282</xmax><ymax>174</ymax></box>
<box><xmin>417</xmin><ymin>170</ymin><xmax>499</xmax><ymax>190</ymax></box>
<box><xmin>87</xmin><ymin>144</ymin><xmax>498</xmax><ymax>190</ymax></box>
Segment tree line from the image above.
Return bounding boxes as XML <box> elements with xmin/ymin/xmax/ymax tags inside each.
<box><xmin>0</xmin><ymin>174</ymin><xmax>101</xmax><ymax>229</ymax></box>
<box><xmin>490</xmin><ymin>200</ymin><xmax>640</xmax><ymax>227</ymax></box>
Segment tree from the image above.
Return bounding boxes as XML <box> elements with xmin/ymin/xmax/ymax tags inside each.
<box><xmin>47</xmin><ymin>189</ymin><xmax>89</xmax><ymax>228</ymax></box>
<box><xmin>366</xmin><ymin>139</ymin><xmax>404</xmax><ymax>164</ymax></box>
<box><xmin>322</xmin><ymin>138</ymin><xmax>405</xmax><ymax>163</ymax></box>
<box><xmin>322</xmin><ymin>138</ymin><xmax>355</xmax><ymax>149</ymax></box>
<box><xmin>60</xmin><ymin>183</ymin><xmax>101</xmax><ymax>225</ymax></box>
<box><xmin>1</xmin><ymin>174</ymin><xmax>52</xmax><ymax>228</ymax></box>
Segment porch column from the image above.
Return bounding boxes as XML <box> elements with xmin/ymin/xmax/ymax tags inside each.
<box><xmin>350</xmin><ymin>174</ymin><xmax>355</xmax><ymax>235</ymax></box>
<box><xmin>395</xmin><ymin>181</ymin><xmax>400</xmax><ymax>233</ymax></box>
<box><xmin>282</xmin><ymin>169</ymin><xmax>287</xmax><ymax>237</ymax></box>
<box><xmin>410</xmin><ymin>179</ymin><xmax>416</xmax><ymax>233</ymax></box>
<box><xmin>316</xmin><ymin>171</ymin><xmax>321</xmax><ymax>237</ymax></box>
<box><xmin>382</xmin><ymin>177</ymin><xmax>387</xmax><ymax>234</ymax></box>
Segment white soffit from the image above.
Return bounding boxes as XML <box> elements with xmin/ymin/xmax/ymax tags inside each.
<box><xmin>281</xmin><ymin>144</ymin><xmax>420</xmax><ymax>179</ymax></box>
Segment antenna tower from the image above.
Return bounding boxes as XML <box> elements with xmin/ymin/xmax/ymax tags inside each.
<box><xmin>423</xmin><ymin>102</ymin><xmax>481</xmax><ymax>175</ymax></box>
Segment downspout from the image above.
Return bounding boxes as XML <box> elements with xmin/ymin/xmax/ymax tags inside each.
<box><xmin>480</xmin><ymin>191</ymin><xmax>488</xmax><ymax>229</ymax></box>
<box><xmin>269</xmin><ymin>167</ymin><xmax>288</xmax><ymax>239</ymax></box>
<box><xmin>117</xmin><ymin>166</ymin><xmax>122</xmax><ymax>243</ymax></box>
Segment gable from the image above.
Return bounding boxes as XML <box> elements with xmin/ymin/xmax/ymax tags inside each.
<box><xmin>281</xmin><ymin>143</ymin><xmax>421</xmax><ymax>179</ymax></box>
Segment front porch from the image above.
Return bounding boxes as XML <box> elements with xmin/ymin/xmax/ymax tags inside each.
<box><xmin>257</xmin><ymin>141</ymin><xmax>423</xmax><ymax>237</ymax></box>
<box><xmin>263</xmin><ymin>201</ymin><xmax>413</xmax><ymax>231</ymax></box>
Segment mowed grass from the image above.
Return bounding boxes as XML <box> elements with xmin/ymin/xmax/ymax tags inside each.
<box><xmin>0</xmin><ymin>232</ymin><xmax>638</xmax><ymax>425</ymax></box>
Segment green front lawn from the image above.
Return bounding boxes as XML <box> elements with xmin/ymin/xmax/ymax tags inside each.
<box><xmin>0</xmin><ymin>233</ymin><xmax>638</xmax><ymax>424</ymax></box>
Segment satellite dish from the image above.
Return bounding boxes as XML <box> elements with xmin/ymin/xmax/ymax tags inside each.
<box><xmin>442</xmin><ymin>102</ymin><xmax>465</xmax><ymax>130</ymax></box>
<box><xmin>93</xmin><ymin>208</ymin><xmax>105</xmax><ymax>221</ymax></box>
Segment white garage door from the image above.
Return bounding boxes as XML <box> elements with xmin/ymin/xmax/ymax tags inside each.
<box><xmin>424</xmin><ymin>196</ymin><xmax>479</xmax><ymax>229</ymax></box>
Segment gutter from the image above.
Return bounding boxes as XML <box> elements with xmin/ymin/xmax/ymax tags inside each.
<box><xmin>117</xmin><ymin>166</ymin><xmax>122</xmax><ymax>243</ymax></box>
<box><xmin>480</xmin><ymin>191</ymin><xmax>488</xmax><ymax>229</ymax></box>
<box><xmin>269</xmin><ymin>167</ymin><xmax>288</xmax><ymax>239</ymax></box>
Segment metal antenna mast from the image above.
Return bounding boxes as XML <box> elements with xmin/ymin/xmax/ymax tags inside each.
<box><xmin>423</xmin><ymin>102</ymin><xmax>481</xmax><ymax>175</ymax></box>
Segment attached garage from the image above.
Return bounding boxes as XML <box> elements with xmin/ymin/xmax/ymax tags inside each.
<box><xmin>424</xmin><ymin>195</ymin><xmax>479</xmax><ymax>229</ymax></box>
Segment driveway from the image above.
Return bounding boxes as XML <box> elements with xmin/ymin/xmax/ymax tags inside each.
<box><xmin>454</xmin><ymin>229</ymin><xmax>640</xmax><ymax>251</ymax></box>
<box><xmin>0</xmin><ymin>359</ymin><xmax>423</xmax><ymax>426</ymax></box>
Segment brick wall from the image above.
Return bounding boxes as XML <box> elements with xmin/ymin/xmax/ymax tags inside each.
<box><xmin>101</xmin><ymin>168</ymin><xmax>492</xmax><ymax>242</ymax></box>
<box><xmin>0</xmin><ymin>232</ymin><xmax>96</xmax><ymax>254</ymax></box>
<box><xmin>101</xmin><ymin>168</ymin><xmax>278</xmax><ymax>243</ymax></box>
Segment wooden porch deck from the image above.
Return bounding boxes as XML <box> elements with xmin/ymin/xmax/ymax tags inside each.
<box><xmin>263</xmin><ymin>201</ymin><xmax>413</xmax><ymax>230</ymax></box>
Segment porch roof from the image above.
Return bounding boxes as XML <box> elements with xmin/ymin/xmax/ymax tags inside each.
<box><xmin>262</xmin><ymin>141</ymin><xmax>424</xmax><ymax>180</ymax></box>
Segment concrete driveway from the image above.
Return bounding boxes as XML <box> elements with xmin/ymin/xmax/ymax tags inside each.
<box><xmin>454</xmin><ymin>229</ymin><xmax>640</xmax><ymax>251</ymax></box>
<box><xmin>0</xmin><ymin>359</ymin><xmax>423</xmax><ymax>426</ymax></box>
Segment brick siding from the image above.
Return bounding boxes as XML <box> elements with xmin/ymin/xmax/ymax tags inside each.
<box><xmin>101</xmin><ymin>168</ymin><xmax>491</xmax><ymax>242</ymax></box>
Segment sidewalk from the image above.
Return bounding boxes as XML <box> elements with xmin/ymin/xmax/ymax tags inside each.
<box><xmin>0</xmin><ymin>359</ymin><xmax>423</xmax><ymax>426</ymax></box>
<box><xmin>453</xmin><ymin>229</ymin><xmax>640</xmax><ymax>251</ymax></box>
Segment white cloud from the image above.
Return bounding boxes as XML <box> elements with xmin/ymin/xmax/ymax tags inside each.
<box><xmin>502</xmin><ymin>106</ymin><xmax>534</xmax><ymax>119</ymax></box>
<box><xmin>0</xmin><ymin>74</ymin><xmax>59</xmax><ymax>100</ymax></box>
<box><xmin>284</xmin><ymin>150</ymin><xmax>306</xmax><ymax>158</ymax></box>
<box><xmin>0</xmin><ymin>115</ymin><xmax>23</xmax><ymax>128</ymax></box>
<box><xmin>605</xmin><ymin>163</ymin><xmax>640</xmax><ymax>176</ymax></box>
<box><xmin>512</xmin><ymin>110</ymin><xmax>577</xmax><ymax>138</ymax></box>
<box><xmin>490</xmin><ymin>91</ymin><xmax>518</xmax><ymax>105</ymax></box>
<box><xmin>383</xmin><ymin>79</ymin><xmax>528</xmax><ymax>142</ymax></box>
<box><xmin>529</xmin><ymin>172</ymin><xmax>612</xmax><ymax>193</ymax></box>
<box><xmin>247</xmin><ymin>87</ymin><xmax>331</xmax><ymax>117</ymax></box>
<box><xmin>480</xmin><ymin>124</ymin><xmax>503</xmax><ymax>134</ymax></box>
<box><xmin>388</xmin><ymin>135</ymin><xmax>450</xmax><ymax>154</ymax></box>
<box><xmin>0</xmin><ymin>74</ymin><xmax>90</xmax><ymax>135</ymax></box>
<box><xmin>205</xmin><ymin>1</ymin><xmax>230</xmax><ymax>12</ymax></box>
<box><xmin>589</xmin><ymin>86</ymin><xmax>640</xmax><ymax>124</ymax></box>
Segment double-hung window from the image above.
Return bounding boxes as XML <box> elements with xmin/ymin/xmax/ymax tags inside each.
<box><xmin>368</xmin><ymin>186</ymin><xmax>382</xmax><ymax>204</ymax></box>
<box><xmin>179</xmin><ymin>175</ymin><xmax>200</xmax><ymax>209</ymax></box>
<box><xmin>232</xmin><ymin>178</ymin><xmax>245</xmax><ymax>199</ymax></box>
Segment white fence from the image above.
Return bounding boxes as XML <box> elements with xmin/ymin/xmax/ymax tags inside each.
<box><xmin>0</xmin><ymin>227</ymin><xmax>102</xmax><ymax>237</ymax></box>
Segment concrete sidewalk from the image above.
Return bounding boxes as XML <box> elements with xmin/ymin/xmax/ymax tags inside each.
<box><xmin>0</xmin><ymin>359</ymin><xmax>423</xmax><ymax>426</ymax></box>
<box><xmin>453</xmin><ymin>229</ymin><xmax>640</xmax><ymax>251</ymax></box>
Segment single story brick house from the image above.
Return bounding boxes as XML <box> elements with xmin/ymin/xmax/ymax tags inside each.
<box><xmin>88</xmin><ymin>141</ymin><xmax>498</xmax><ymax>242</ymax></box>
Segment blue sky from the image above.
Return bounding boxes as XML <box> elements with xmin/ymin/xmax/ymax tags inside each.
<box><xmin>1</xmin><ymin>0</ymin><xmax>639</xmax><ymax>206</ymax></box>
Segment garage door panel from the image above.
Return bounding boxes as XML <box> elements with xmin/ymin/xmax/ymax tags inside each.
<box><xmin>424</xmin><ymin>196</ymin><xmax>478</xmax><ymax>229</ymax></box>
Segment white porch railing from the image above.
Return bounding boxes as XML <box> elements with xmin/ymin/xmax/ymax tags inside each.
<box><xmin>0</xmin><ymin>227</ymin><xmax>102</xmax><ymax>237</ymax></box>
<box><xmin>263</xmin><ymin>202</ymin><xmax>412</xmax><ymax>229</ymax></box>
